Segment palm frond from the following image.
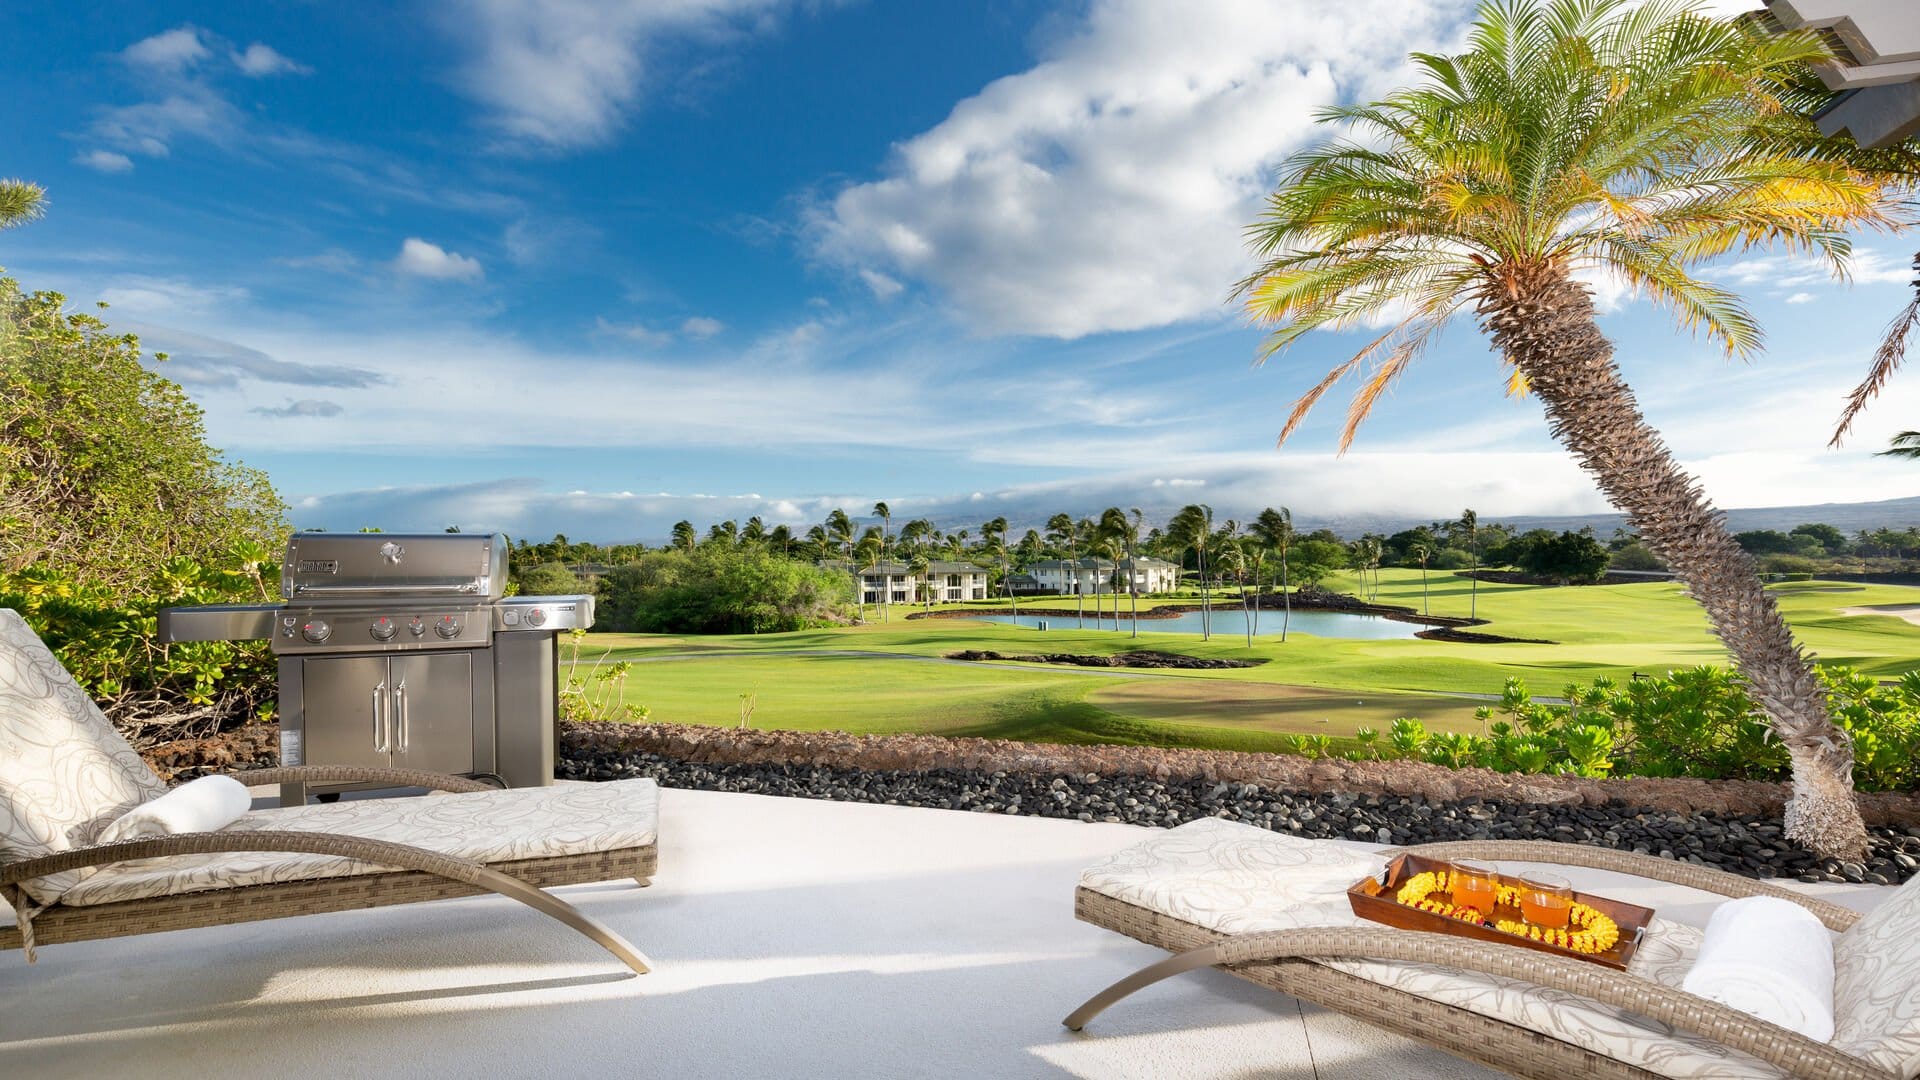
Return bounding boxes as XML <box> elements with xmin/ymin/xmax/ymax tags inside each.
<box><xmin>1832</xmin><ymin>290</ymin><xmax>1920</xmax><ymax>447</ymax></box>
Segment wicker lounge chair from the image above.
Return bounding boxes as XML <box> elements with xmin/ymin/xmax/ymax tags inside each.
<box><xmin>0</xmin><ymin>609</ymin><xmax>657</xmax><ymax>974</ymax></box>
<box><xmin>1064</xmin><ymin>819</ymin><xmax>1920</xmax><ymax>1080</ymax></box>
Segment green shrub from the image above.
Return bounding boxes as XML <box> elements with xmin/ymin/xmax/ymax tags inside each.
<box><xmin>598</xmin><ymin>546</ymin><xmax>852</xmax><ymax>633</ymax></box>
<box><xmin>2</xmin><ymin>550</ymin><xmax>278</xmax><ymax>746</ymax></box>
<box><xmin>1346</xmin><ymin>668</ymin><xmax>1920</xmax><ymax>791</ymax></box>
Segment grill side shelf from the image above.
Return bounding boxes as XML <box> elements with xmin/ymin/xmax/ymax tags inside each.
<box><xmin>158</xmin><ymin>604</ymin><xmax>281</xmax><ymax>642</ymax></box>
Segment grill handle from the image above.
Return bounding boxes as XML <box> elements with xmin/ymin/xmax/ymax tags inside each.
<box><xmin>394</xmin><ymin>681</ymin><xmax>409</xmax><ymax>752</ymax></box>
<box><xmin>373</xmin><ymin>680</ymin><xmax>390</xmax><ymax>752</ymax></box>
<box><xmin>291</xmin><ymin>581</ymin><xmax>482</xmax><ymax>596</ymax></box>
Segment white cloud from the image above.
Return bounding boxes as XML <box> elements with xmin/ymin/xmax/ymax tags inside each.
<box><xmin>680</xmin><ymin>316</ymin><xmax>725</xmax><ymax>339</ymax></box>
<box><xmin>393</xmin><ymin>238</ymin><xmax>484</xmax><ymax>281</ymax></box>
<box><xmin>810</xmin><ymin>0</ymin><xmax>1462</xmax><ymax>339</ymax></box>
<box><xmin>232</xmin><ymin>43</ymin><xmax>311</xmax><ymax>77</ymax></box>
<box><xmin>593</xmin><ymin>316</ymin><xmax>672</xmax><ymax>346</ymax></box>
<box><xmin>858</xmin><ymin>268</ymin><xmax>904</xmax><ymax>300</ymax></box>
<box><xmin>89</xmin><ymin>88</ymin><xmax>243</xmax><ymax>158</ymax></box>
<box><xmin>277</xmin><ymin>249</ymin><xmax>360</xmax><ymax>274</ymax></box>
<box><xmin>122</xmin><ymin>27</ymin><xmax>211</xmax><ymax>72</ymax></box>
<box><xmin>252</xmin><ymin>398</ymin><xmax>345</xmax><ymax>418</ymax></box>
<box><xmin>74</xmin><ymin>150</ymin><xmax>134</xmax><ymax>173</ymax></box>
<box><xmin>444</xmin><ymin>0</ymin><xmax>796</xmax><ymax>148</ymax></box>
<box><xmin>98</xmin><ymin>276</ymin><xmax>250</xmax><ymax>317</ymax></box>
<box><xmin>1716</xmin><ymin>248</ymin><xmax>1914</xmax><ymax>291</ymax></box>
<box><xmin>1786</xmin><ymin>292</ymin><xmax>1816</xmax><ymax>305</ymax></box>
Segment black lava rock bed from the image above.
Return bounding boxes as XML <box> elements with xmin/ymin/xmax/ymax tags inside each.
<box><xmin>561</xmin><ymin>750</ymin><xmax>1920</xmax><ymax>887</ymax></box>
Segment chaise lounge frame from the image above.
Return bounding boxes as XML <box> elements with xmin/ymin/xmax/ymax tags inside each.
<box><xmin>2</xmin><ymin>765</ymin><xmax>656</xmax><ymax>974</ymax></box>
<box><xmin>1066</xmin><ymin>839</ymin><xmax>1893</xmax><ymax>1080</ymax></box>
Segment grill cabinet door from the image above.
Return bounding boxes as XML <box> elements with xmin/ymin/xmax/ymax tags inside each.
<box><xmin>388</xmin><ymin>652</ymin><xmax>476</xmax><ymax>775</ymax></box>
<box><xmin>300</xmin><ymin>656</ymin><xmax>394</xmax><ymax>770</ymax></box>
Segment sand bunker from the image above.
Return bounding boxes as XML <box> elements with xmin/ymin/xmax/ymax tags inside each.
<box><xmin>1841</xmin><ymin>604</ymin><xmax>1920</xmax><ymax>627</ymax></box>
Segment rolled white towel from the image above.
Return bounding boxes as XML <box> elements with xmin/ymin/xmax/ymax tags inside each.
<box><xmin>95</xmin><ymin>775</ymin><xmax>254</xmax><ymax>845</ymax></box>
<box><xmin>1681</xmin><ymin>895</ymin><xmax>1835</xmax><ymax>1042</ymax></box>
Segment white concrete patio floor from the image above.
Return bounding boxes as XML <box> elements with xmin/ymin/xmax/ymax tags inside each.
<box><xmin>1</xmin><ymin>787</ymin><xmax>1895</xmax><ymax>1080</ymax></box>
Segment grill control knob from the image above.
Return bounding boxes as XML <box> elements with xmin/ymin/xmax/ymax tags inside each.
<box><xmin>408</xmin><ymin>617</ymin><xmax>425</xmax><ymax>637</ymax></box>
<box><xmin>525</xmin><ymin>607</ymin><xmax>548</xmax><ymax>628</ymax></box>
<box><xmin>434</xmin><ymin>615</ymin><xmax>461</xmax><ymax>639</ymax></box>
<box><xmin>370</xmin><ymin>617</ymin><xmax>397</xmax><ymax>642</ymax></box>
<box><xmin>301</xmin><ymin>619</ymin><xmax>331</xmax><ymax>644</ymax></box>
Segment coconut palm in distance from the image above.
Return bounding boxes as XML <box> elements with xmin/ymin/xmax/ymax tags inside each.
<box><xmin>1238</xmin><ymin>0</ymin><xmax>1905</xmax><ymax>857</ymax></box>
<box><xmin>1169</xmin><ymin>504</ymin><xmax>1215</xmax><ymax>640</ymax></box>
<box><xmin>1455</xmin><ymin>509</ymin><xmax>1481</xmax><ymax>623</ymax></box>
<box><xmin>1100</xmin><ymin>506</ymin><xmax>1144</xmax><ymax>639</ymax></box>
<box><xmin>1252</xmin><ymin>506</ymin><xmax>1294</xmax><ymax>642</ymax></box>
<box><xmin>873</xmin><ymin>501</ymin><xmax>892</xmax><ymax>623</ymax></box>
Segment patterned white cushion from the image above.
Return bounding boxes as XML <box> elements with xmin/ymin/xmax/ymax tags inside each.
<box><xmin>58</xmin><ymin>778</ymin><xmax>659</xmax><ymax>906</ymax></box>
<box><xmin>1832</xmin><ymin>873</ymin><xmax>1920</xmax><ymax>1075</ymax></box>
<box><xmin>1079</xmin><ymin>818</ymin><xmax>1809</xmax><ymax>1080</ymax></box>
<box><xmin>0</xmin><ymin>609</ymin><xmax>169</xmax><ymax>904</ymax></box>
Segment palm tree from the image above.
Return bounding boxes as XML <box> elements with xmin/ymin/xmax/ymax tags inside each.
<box><xmin>872</xmin><ymin>502</ymin><xmax>894</xmax><ymax>622</ymax></box>
<box><xmin>804</xmin><ymin>524</ymin><xmax>833</xmax><ymax>561</ymax></box>
<box><xmin>1410</xmin><ymin>540</ymin><xmax>1434</xmax><ymax>618</ymax></box>
<box><xmin>908</xmin><ymin>549</ymin><xmax>933</xmax><ymax>614</ymax></box>
<box><xmin>1046</xmin><ymin>513</ymin><xmax>1085</xmax><ymax>629</ymax></box>
<box><xmin>1252</xmin><ymin>507</ymin><xmax>1294</xmax><ymax>642</ymax></box>
<box><xmin>0</xmin><ymin>179</ymin><xmax>45</xmax><ymax>232</ymax></box>
<box><xmin>1237</xmin><ymin>0</ymin><xmax>1898</xmax><ymax>857</ymax></box>
<box><xmin>1214</xmin><ymin>538</ymin><xmax>1253</xmax><ymax>645</ymax></box>
<box><xmin>1098</xmin><ymin>506</ymin><xmax>1140</xmax><ymax>637</ymax></box>
<box><xmin>825</xmin><ymin>508</ymin><xmax>855</xmax><ymax>563</ymax></box>
<box><xmin>854</xmin><ymin>533</ymin><xmax>883</xmax><ymax>623</ymax></box>
<box><xmin>670</xmin><ymin>520</ymin><xmax>697</xmax><ymax>553</ymax></box>
<box><xmin>1168</xmin><ymin>504</ymin><xmax>1214</xmax><ymax>640</ymax></box>
<box><xmin>1455</xmin><ymin>509</ymin><xmax>1482</xmax><ymax>623</ymax></box>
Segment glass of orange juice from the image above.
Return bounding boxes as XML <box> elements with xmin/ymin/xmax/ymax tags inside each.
<box><xmin>1519</xmin><ymin>872</ymin><xmax>1573</xmax><ymax>930</ymax></box>
<box><xmin>1448</xmin><ymin>860</ymin><xmax>1499</xmax><ymax>916</ymax></box>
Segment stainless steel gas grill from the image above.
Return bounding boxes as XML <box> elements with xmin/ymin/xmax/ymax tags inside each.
<box><xmin>159</xmin><ymin>532</ymin><xmax>594</xmax><ymax>804</ymax></box>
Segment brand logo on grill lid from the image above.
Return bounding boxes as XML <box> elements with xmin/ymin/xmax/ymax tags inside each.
<box><xmin>297</xmin><ymin>560</ymin><xmax>339</xmax><ymax>574</ymax></box>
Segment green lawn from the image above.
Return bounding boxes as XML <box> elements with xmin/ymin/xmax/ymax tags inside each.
<box><xmin>572</xmin><ymin>570</ymin><xmax>1920</xmax><ymax>753</ymax></box>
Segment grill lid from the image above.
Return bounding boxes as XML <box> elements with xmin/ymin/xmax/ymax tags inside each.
<box><xmin>281</xmin><ymin>532</ymin><xmax>509</xmax><ymax>601</ymax></box>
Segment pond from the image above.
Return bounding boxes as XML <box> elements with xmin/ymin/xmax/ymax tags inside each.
<box><xmin>967</xmin><ymin>605</ymin><xmax>1427</xmax><ymax>640</ymax></box>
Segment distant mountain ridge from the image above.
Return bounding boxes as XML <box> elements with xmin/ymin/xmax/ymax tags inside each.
<box><xmin>914</xmin><ymin>494</ymin><xmax>1920</xmax><ymax>542</ymax></box>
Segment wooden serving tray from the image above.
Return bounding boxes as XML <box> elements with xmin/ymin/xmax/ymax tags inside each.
<box><xmin>1348</xmin><ymin>853</ymin><xmax>1654</xmax><ymax>971</ymax></box>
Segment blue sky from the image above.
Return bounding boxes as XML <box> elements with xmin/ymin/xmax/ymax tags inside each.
<box><xmin>4</xmin><ymin>0</ymin><xmax>1917</xmax><ymax>542</ymax></box>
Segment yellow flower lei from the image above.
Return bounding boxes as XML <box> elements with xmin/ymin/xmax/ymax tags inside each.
<box><xmin>1392</xmin><ymin>870</ymin><xmax>1619</xmax><ymax>955</ymax></box>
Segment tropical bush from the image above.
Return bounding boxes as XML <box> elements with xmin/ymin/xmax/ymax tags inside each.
<box><xmin>1355</xmin><ymin>668</ymin><xmax>1920</xmax><ymax>791</ymax></box>
<box><xmin>596</xmin><ymin>545</ymin><xmax>852</xmax><ymax>634</ymax></box>
<box><xmin>1</xmin><ymin>551</ymin><xmax>279</xmax><ymax>747</ymax></box>
<box><xmin>1</xmin><ymin>275</ymin><xmax>285</xmax><ymax>588</ymax></box>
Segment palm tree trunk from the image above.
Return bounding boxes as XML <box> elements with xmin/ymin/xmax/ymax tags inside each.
<box><xmin>1469</xmin><ymin>555</ymin><xmax>1479</xmax><ymax>622</ymax></box>
<box><xmin>1280</xmin><ymin>551</ymin><xmax>1291</xmax><ymax>642</ymax></box>
<box><xmin>1478</xmin><ymin>266</ymin><xmax>1866</xmax><ymax>859</ymax></box>
<box><xmin>1129</xmin><ymin>551</ymin><xmax>1139</xmax><ymax>639</ymax></box>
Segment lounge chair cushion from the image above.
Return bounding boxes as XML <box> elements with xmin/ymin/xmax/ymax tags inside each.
<box><xmin>1831</xmin><ymin>873</ymin><xmax>1920</xmax><ymax>1074</ymax></box>
<box><xmin>1080</xmin><ymin>818</ymin><xmax>1801</xmax><ymax>1080</ymax></box>
<box><xmin>0</xmin><ymin>610</ymin><xmax>169</xmax><ymax>905</ymax></box>
<box><xmin>58</xmin><ymin>778</ymin><xmax>659</xmax><ymax>907</ymax></box>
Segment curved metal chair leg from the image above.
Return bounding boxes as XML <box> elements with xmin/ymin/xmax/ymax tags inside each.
<box><xmin>469</xmin><ymin>865</ymin><xmax>652</xmax><ymax>974</ymax></box>
<box><xmin>1063</xmin><ymin>943</ymin><xmax>1233</xmax><ymax>1031</ymax></box>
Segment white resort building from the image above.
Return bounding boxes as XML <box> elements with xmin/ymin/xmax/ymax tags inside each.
<box><xmin>1024</xmin><ymin>557</ymin><xmax>1181</xmax><ymax>596</ymax></box>
<box><xmin>826</xmin><ymin>560</ymin><xmax>992</xmax><ymax>605</ymax></box>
